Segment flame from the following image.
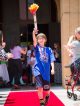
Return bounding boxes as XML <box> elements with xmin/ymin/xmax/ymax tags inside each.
<box><xmin>28</xmin><ymin>3</ymin><xmax>39</xmax><ymax>15</ymax></box>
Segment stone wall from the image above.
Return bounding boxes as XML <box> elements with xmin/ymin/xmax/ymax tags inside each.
<box><xmin>61</xmin><ymin>0</ymin><xmax>80</xmax><ymax>87</ymax></box>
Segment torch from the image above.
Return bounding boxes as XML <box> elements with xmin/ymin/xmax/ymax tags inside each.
<box><xmin>28</xmin><ymin>3</ymin><xmax>39</xmax><ymax>30</ymax></box>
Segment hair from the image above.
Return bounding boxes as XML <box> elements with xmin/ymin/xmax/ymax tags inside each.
<box><xmin>0</xmin><ymin>30</ymin><xmax>3</xmax><ymax>46</ymax></box>
<box><xmin>75</xmin><ymin>27</ymin><xmax>80</xmax><ymax>35</ymax></box>
<box><xmin>74</xmin><ymin>27</ymin><xmax>80</xmax><ymax>41</ymax></box>
<box><xmin>36</xmin><ymin>33</ymin><xmax>47</xmax><ymax>42</ymax></box>
<box><xmin>54</xmin><ymin>42</ymin><xmax>60</xmax><ymax>48</ymax></box>
<box><xmin>27</xmin><ymin>44</ymin><xmax>33</xmax><ymax>50</ymax></box>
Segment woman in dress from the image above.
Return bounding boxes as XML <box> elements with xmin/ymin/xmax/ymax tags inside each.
<box><xmin>0</xmin><ymin>30</ymin><xmax>13</xmax><ymax>85</ymax></box>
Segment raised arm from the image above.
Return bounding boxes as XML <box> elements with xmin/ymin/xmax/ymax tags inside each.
<box><xmin>32</xmin><ymin>28</ymin><xmax>38</xmax><ymax>47</ymax></box>
<box><xmin>64</xmin><ymin>35</ymin><xmax>75</xmax><ymax>57</ymax></box>
<box><xmin>67</xmin><ymin>35</ymin><xmax>74</xmax><ymax>46</ymax></box>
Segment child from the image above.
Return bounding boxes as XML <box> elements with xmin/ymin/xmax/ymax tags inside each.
<box><xmin>32</xmin><ymin>28</ymin><xmax>55</xmax><ymax>106</ymax></box>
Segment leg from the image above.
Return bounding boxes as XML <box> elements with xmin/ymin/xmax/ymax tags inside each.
<box><xmin>43</xmin><ymin>80</ymin><xmax>50</xmax><ymax>105</ymax></box>
<box><xmin>14</xmin><ymin>59</ymin><xmax>22</xmax><ymax>88</ymax></box>
<box><xmin>35</xmin><ymin>75</ymin><xmax>45</xmax><ymax>106</ymax></box>
<box><xmin>27</xmin><ymin>65</ymin><xmax>32</xmax><ymax>84</ymax></box>
<box><xmin>8</xmin><ymin>59</ymin><xmax>14</xmax><ymax>85</ymax></box>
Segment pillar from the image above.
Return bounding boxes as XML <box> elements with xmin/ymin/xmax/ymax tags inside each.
<box><xmin>61</xmin><ymin>0</ymin><xmax>80</xmax><ymax>88</ymax></box>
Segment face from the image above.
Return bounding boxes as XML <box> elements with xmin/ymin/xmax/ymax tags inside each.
<box><xmin>37</xmin><ymin>37</ymin><xmax>46</xmax><ymax>47</ymax></box>
<box><xmin>76</xmin><ymin>33</ymin><xmax>80</xmax><ymax>40</ymax></box>
<box><xmin>54</xmin><ymin>43</ymin><xmax>58</xmax><ymax>48</ymax></box>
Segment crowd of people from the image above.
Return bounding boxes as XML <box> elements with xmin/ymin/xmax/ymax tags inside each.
<box><xmin>0</xmin><ymin>28</ymin><xmax>62</xmax><ymax>106</ymax></box>
<box><xmin>0</xmin><ymin>29</ymin><xmax>61</xmax><ymax>106</ymax></box>
<box><xmin>0</xmin><ymin>31</ymin><xmax>62</xmax><ymax>90</ymax></box>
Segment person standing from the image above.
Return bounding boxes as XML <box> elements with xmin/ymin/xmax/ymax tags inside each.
<box><xmin>53</xmin><ymin>43</ymin><xmax>62</xmax><ymax>84</ymax></box>
<box><xmin>8</xmin><ymin>41</ymin><xmax>27</xmax><ymax>89</ymax></box>
<box><xmin>32</xmin><ymin>28</ymin><xmax>55</xmax><ymax>106</ymax></box>
<box><xmin>27</xmin><ymin>45</ymin><xmax>33</xmax><ymax>84</ymax></box>
<box><xmin>0</xmin><ymin>30</ymin><xmax>13</xmax><ymax>86</ymax></box>
<box><xmin>66</xmin><ymin>27</ymin><xmax>80</xmax><ymax>91</ymax></box>
<box><xmin>29</xmin><ymin>50</ymin><xmax>36</xmax><ymax>86</ymax></box>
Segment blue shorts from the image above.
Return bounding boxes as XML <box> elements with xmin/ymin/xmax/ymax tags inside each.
<box><xmin>35</xmin><ymin>75</ymin><xmax>50</xmax><ymax>90</ymax></box>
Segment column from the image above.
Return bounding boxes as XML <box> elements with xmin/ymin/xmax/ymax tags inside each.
<box><xmin>61</xmin><ymin>0</ymin><xmax>80</xmax><ymax>88</ymax></box>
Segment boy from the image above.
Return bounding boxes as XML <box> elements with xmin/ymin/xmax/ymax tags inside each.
<box><xmin>32</xmin><ymin>29</ymin><xmax>55</xmax><ymax>106</ymax></box>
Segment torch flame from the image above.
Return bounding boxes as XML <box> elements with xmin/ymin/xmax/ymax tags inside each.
<box><xmin>28</xmin><ymin>3</ymin><xmax>39</xmax><ymax>15</ymax></box>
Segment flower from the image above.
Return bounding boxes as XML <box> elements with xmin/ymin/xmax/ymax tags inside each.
<box><xmin>28</xmin><ymin>3</ymin><xmax>39</xmax><ymax>15</ymax></box>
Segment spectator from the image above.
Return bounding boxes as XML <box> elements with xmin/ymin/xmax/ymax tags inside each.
<box><xmin>53</xmin><ymin>43</ymin><xmax>62</xmax><ymax>84</ymax></box>
<box><xmin>27</xmin><ymin>45</ymin><xmax>33</xmax><ymax>84</ymax></box>
<box><xmin>8</xmin><ymin>40</ymin><xmax>27</xmax><ymax>89</ymax></box>
<box><xmin>0</xmin><ymin>30</ymin><xmax>13</xmax><ymax>86</ymax></box>
<box><xmin>29</xmin><ymin>50</ymin><xmax>36</xmax><ymax>86</ymax></box>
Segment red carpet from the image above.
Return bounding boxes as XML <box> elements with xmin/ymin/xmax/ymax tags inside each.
<box><xmin>4</xmin><ymin>91</ymin><xmax>64</xmax><ymax>106</ymax></box>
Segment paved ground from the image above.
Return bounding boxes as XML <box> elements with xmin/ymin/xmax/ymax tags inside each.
<box><xmin>0</xmin><ymin>86</ymin><xmax>80</xmax><ymax>106</ymax></box>
<box><xmin>51</xmin><ymin>86</ymin><xmax>80</xmax><ymax>106</ymax></box>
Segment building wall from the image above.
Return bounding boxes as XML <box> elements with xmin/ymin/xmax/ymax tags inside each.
<box><xmin>61</xmin><ymin>0</ymin><xmax>80</xmax><ymax>87</ymax></box>
<box><xmin>2</xmin><ymin>0</ymin><xmax>51</xmax><ymax>50</ymax></box>
<box><xmin>2</xmin><ymin>0</ymin><xmax>60</xmax><ymax>50</ymax></box>
<box><xmin>1</xmin><ymin>0</ymin><xmax>75</xmax><ymax>87</ymax></box>
<box><xmin>2</xmin><ymin>0</ymin><xmax>79</xmax><ymax>87</ymax></box>
<box><xmin>35</xmin><ymin>0</ymin><xmax>51</xmax><ymax>24</ymax></box>
<box><xmin>35</xmin><ymin>0</ymin><xmax>61</xmax><ymax>47</ymax></box>
<box><xmin>2</xmin><ymin>0</ymin><xmax>20</xmax><ymax>50</ymax></box>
